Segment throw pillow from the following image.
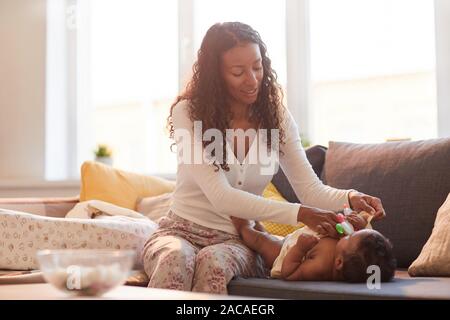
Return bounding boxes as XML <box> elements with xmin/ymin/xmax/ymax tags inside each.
<box><xmin>66</xmin><ymin>199</ymin><xmax>148</xmax><ymax>220</ymax></box>
<box><xmin>272</xmin><ymin>145</ymin><xmax>327</xmax><ymax>203</ymax></box>
<box><xmin>408</xmin><ymin>193</ymin><xmax>450</xmax><ymax>276</ymax></box>
<box><xmin>136</xmin><ymin>192</ymin><xmax>173</xmax><ymax>222</ymax></box>
<box><xmin>260</xmin><ymin>182</ymin><xmax>304</xmax><ymax>237</ymax></box>
<box><xmin>79</xmin><ymin>161</ymin><xmax>176</xmax><ymax>210</ymax></box>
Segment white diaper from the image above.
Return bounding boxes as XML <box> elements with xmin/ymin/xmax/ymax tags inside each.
<box><xmin>270</xmin><ymin>226</ymin><xmax>317</xmax><ymax>278</ymax></box>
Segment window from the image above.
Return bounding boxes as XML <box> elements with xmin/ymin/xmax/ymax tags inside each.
<box><xmin>47</xmin><ymin>0</ymin><xmax>288</xmax><ymax>179</ymax></box>
<box><xmin>308</xmin><ymin>0</ymin><xmax>437</xmax><ymax>145</ymax></box>
<box><xmin>87</xmin><ymin>0</ymin><xmax>178</xmax><ymax>175</ymax></box>
<box><xmin>46</xmin><ymin>0</ymin><xmax>447</xmax><ymax>181</ymax></box>
<box><xmin>82</xmin><ymin>0</ymin><xmax>287</xmax><ymax>176</ymax></box>
<box><xmin>87</xmin><ymin>0</ymin><xmax>287</xmax><ymax>175</ymax></box>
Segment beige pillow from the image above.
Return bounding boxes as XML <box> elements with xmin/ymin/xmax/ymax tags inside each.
<box><xmin>66</xmin><ymin>200</ymin><xmax>147</xmax><ymax>220</ymax></box>
<box><xmin>136</xmin><ymin>192</ymin><xmax>172</xmax><ymax>222</ymax></box>
<box><xmin>408</xmin><ymin>193</ymin><xmax>450</xmax><ymax>276</ymax></box>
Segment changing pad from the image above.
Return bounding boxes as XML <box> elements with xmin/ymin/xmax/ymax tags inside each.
<box><xmin>0</xmin><ymin>208</ymin><xmax>157</xmax><ymax>270</ymax></box>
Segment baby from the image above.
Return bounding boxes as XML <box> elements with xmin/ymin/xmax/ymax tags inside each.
<box><xmin>231</xmin><ymin>212</ymin><xmax>396</xmax><ymax>282</ymax></box>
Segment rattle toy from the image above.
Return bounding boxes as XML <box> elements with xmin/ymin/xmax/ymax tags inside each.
<box><xmin>335</xmin><ymin>213</ymin><xmax>354</xmax><ymax>236</ymax></box>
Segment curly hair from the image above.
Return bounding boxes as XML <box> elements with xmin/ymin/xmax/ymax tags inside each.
<box><xmin>342</xmin><ymin>231</ymin><xmax>397</xmax><ymax>283</ymax></box>
<box><xmin>167</xmin><ymin>22</ymin><xmax>286</xmax><ymax>171</ymax></box>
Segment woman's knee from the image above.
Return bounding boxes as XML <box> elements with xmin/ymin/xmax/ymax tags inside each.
<box><xmin>195</xmin><ymin>245</ymin><xmax>225</xmax><ymax>267</ymax></box>
<box><xmin>143</xmin><ymin>236</ymin><xmax>197</xmax><ymax>272</ymax></box>
<box><xmin>143</xmin><ymin>236</ymin><xmax>198</xmax><ymax>290</ymax></box>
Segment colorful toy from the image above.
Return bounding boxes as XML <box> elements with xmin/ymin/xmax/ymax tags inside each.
<box><xmin>335</xmin><ymin>213</ymin><xmax>355</xmax><ymax>236</ymax></box>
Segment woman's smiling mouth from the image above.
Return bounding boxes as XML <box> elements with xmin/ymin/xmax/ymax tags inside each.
<box><xmin>242</xmin><ymin>88</ymin><xmax>258</xmax><ymax>96</ymax></box>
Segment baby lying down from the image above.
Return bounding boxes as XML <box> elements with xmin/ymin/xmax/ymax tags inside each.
<box><xmin>231</xmin><ymin>212</ymin><xmax>396</xmax><ymax>283</ymax></box>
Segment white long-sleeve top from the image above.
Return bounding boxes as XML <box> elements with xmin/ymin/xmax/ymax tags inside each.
<box><xmin>170</xmin><ymin>100</ymin><xmax>352</xmax><ymax>235</ymax></box>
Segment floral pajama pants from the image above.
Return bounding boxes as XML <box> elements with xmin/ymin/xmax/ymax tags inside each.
<box><xmin>141</xmin><ymin>211</ymin><xmax>268</xmax><ymax>294</ymax></box>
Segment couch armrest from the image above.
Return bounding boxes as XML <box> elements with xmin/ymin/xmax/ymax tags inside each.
<box><xmin>0</xmin><ymin>196</ymin><xmax>79</xmax><ymax>218</ymax></box>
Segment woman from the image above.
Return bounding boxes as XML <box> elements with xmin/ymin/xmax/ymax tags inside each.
<box><xmin>141</xmin><ymin>22</ymin><xmax>385</xmax><ymax>294</ymax></box>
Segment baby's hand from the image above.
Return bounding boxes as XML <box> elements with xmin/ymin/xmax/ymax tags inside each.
<box><xmin>295</xmin><ymin>233</ymin><xmax>319</xmax><ymax>252</ymax></box>
<box><xmin>346</xmin><ymin>213</ymin><xmax>367</xmax><ymax>231</ymax></box>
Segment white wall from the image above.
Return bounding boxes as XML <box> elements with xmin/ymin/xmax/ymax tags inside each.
<box><xmin>0</xmin><ymin>0</ymin><xmax>47</xmax><ymax>180</ymax></box>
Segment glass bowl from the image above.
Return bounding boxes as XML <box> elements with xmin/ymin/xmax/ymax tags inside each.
<box><xmin>36</xmin><ymin>249</ymin><xmax>135</xmax><ymax>296</ymax></box>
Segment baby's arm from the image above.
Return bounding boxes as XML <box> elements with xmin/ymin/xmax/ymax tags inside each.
<box><xmin>280</xmin><ymin>234</ymin><xmax>319</xmax><ymax>281</ymax></box>
<box><xmin>231</xmin><ymin>217</ymin><xmax>283</xmax><ymax>268</ymax></box>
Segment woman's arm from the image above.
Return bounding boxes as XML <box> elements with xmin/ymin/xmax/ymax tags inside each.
<box><xmin>279</xmin><ymin>110</ymin><xmax>386</xmax><ymax>222</ymax></box>
<box><xmin>278</xmin><ymin>109</ymin><xmax>353</xmax><ymax>212</ymax></box>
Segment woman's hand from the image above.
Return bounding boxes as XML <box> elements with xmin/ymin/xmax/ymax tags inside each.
<box><xmin>346</xmin><ymin>213</ymin><xmax>368</xmax><ymax>231</ymax></box>
<box><xmin>297</xmin><ymin>205</ymin><xmax>340</xmax><ymax>238</ymax></box>
<box><xmin>348</xmin><ymin>191</ymin><xmax>386</xmax><ymax>221</ymax></box>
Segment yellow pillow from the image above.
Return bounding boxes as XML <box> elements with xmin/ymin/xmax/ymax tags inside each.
<box><xmin>79</xmin><ymin>161</ymin><xmax>176</xmax><ymax>210</ymax></box>
<box><xmin>261</xmin><ymin>182</ymin><xmax>304</xmax><ymax>237</ymax></box>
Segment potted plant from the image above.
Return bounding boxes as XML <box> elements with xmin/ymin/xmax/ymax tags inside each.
<box><xmin>94</xmin><ymin>144</ymin><xmax>113</xmax><ymax>166</ymax></box>
<box><xmin>300</xmin><ymin>134</ymin><xmax>311</xmax><ymax>148</ymax></box>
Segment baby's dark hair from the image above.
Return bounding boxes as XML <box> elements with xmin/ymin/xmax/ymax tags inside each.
<box><xmin>341</xmin><ymin>231</ymin><xmax>396</xmax><ymax>283</ymax></box>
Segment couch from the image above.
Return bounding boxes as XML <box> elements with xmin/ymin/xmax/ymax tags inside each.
<box><xmin>230</xmin><ymin>139</ymin><xmax>450</xmax><ymax>299</ymax></box>
<box><xmin>1</xmin><ymin>138</ymin><xmax>450</xmax><ymax>299</ymax></box>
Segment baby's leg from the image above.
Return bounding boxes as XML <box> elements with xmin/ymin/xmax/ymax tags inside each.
<box><xmin>239</xmin><ymin>226</ymin><xmax>283</xmax><ymax>268</ymax></box>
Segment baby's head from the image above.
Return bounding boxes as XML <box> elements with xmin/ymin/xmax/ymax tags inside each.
<box><xmin>334</xmin><ymin>229</ymin><xmax>396</xmax><ymax>283</ymax></box>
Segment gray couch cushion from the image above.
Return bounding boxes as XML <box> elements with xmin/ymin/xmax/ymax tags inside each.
<box><xmin>321</xmin><ymin>138</ymin><xmax>450</xmax><ymax>268</ymax></box>
<box><xmin>228</xmin><ymin>270</ymin><xmax>450</xmax><ymax>299</ymax></box>
<box><xmin>272</xmin><ymin>145</ymin><xmax>327</xmax><ymax>203</ymax></box>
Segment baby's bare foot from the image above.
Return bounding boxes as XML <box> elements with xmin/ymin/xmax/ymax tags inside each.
<box><xmin>230</xmin><ymin>216</ymin><xmax>252</xmax><ymax>233</ymax></box>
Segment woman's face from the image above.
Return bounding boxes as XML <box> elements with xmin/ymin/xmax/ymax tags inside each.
<box><xmin>221</xmin><ymin>42</ymin><xmax>264</xmax><ymax>107</ymax></box>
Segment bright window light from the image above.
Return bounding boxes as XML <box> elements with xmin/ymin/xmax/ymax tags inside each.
<box><xmin>309</xmin><ymin>0</ymin><xmax>437</xmax><ymax>145</ymax></box>
<box><xmin>89</xmin><ymin>0</ymin><xmax>178</xmax><ymax>174</ymax></box>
